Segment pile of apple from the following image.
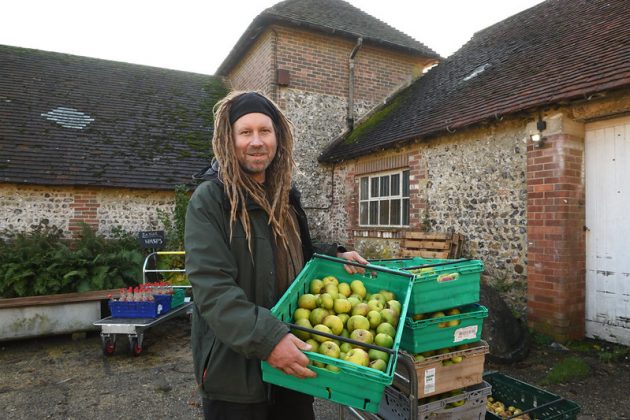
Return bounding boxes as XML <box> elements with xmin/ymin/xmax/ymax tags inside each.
<box><xmin>291</xmin><ymin>276</ymin><xmax>401</xmax><ymax>372</ymax></box>
<box><xmin>412</xmin><ymin>307</ymin><xmax>462</xmax><ymax>327</ymax></box>
<box><xmin>418</xmin><ymin>388</ymin><xmax>466</xmax><ymax>408</ymax></box>
<box><xmin>486</xmin><ymin>397</ymin><xmax>530</xmax><ymax>419</ymax></box>
<box><xmin>413</xmin><ymin>343</ymin><xmax>472</xmax><ymax>365</ymax></box>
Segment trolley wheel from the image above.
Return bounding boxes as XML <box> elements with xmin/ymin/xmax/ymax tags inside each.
<box><xmin>102</xmin><ymin>337</ymin><xmax>116</xmax><ymax>356</ymax></box>
<box><xmin>130</xmin><ymin>337</ymin><xmax>142</xmax><ymax>356</ymax></box>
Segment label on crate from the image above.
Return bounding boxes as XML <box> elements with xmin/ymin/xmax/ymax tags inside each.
<box><xmin>453</xmin><ymin>325</ymin><xmax>478</xmax><ymax>342</ymax></box>
<box><xmin>423</xmin><ymin>368</ymin><xmax>436</xmax><ymax>394</ymax></box>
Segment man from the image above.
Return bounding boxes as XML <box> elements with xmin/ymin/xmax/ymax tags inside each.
<box><xmin>185</xmin><ymin>91</ymin><xmax>367</xmax><ymax>419</ymax></box>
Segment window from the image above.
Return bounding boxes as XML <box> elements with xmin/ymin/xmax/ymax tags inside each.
<box><xmin>359</xmin><ymin>170</ymin><xmax>410</xmax><ymax>227</ymax></box>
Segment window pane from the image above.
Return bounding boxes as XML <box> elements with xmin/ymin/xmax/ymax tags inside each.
<box><xmin>402</xmin><ymin>198</ymin><xmax>409</xmax><ymax>225</ymax></box>
<box><xmin>380</xmin><ymin>175</ymin><xmax>390</xmax><ymax>197</ymax></box>
<box><xmin>370</xmin><ymin>177</ymin><xmax>379</xmax><ymax>198</ymax></box>
<box><xmin>379</xmin><ymin>200</ymin><xmax>389</xmax><ymax>225</ymax></box>
<box><xmin>360</xmin><ymin>202</ymin><xmax>368</xmax><ymax>225</ymax></box>
<box><xmin>360</xmin><ymin>177</ymin><xmax>368</xmax><ymax>200</ymax></box>
<box><xmin>369</xmin><ymin>201</ymin><xmax>378</xmax><ymax>225</ymax></box>
<box><xmin>402</xmin><ymin>170</ymin><xmax>410</xmax><ymax>197</ymax></box>
<box><xmin>391</xmin><ymin>174</ymin><xmax>400</xmax><ymax>196</ymax></box>
<box><xmin>390</xmin><ymin>199</ymin><xmax>401</xmax><ymax>225</ymax></box>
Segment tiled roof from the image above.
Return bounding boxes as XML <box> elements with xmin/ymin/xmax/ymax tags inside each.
<box><xmin>320</xmin><ymin>0</ymin><xmax>630</xmax><ymax>163</ymax></box>
<box><xmin>217</xmin><ymin>0</ymin><xmax>440</xmax><ymax>75</ymax></box>
<box><xmin>0</xmin><ymin>45</ymin><xmax>227</xmax><ymax>190</ymax></box>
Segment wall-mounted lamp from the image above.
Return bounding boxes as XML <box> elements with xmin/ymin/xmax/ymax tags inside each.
<box><xmin>530</xmin><ymin>117</ymin><xmax>547</xmax><ymax>147</ymax></box>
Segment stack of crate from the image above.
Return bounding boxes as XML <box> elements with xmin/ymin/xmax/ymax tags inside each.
<box><xmin>369</xmin><ymin>257</ymin><xmax>491</xmax><ymax>419</ymax></box>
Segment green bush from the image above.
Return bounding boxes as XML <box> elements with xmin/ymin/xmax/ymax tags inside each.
<box><xmin>0</xmin><ymin>220</ymin><xmax>144</xmax><ymax>298</ymax></box>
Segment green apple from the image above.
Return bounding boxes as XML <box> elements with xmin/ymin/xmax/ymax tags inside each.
<box><xmin>369</xmin><ymin>293</ymin><xmax>386</xmax><ymax>305</ymax></box>
<box><xmin>350</xmin><ymin>280</ymin><xmax>367</xmax><ymax>298</ymax></box>
<box><xmin>376</xmin><ymin>322</ymin><xmax>396</xmax><ymax>338</ymax></box>
<box><xmin>325</xmin><ymin>364</ymin><xmax>340</xmax><ymax>373</ymax></box>
<box><xmin>379</xmin><ymin>289</ymin><xmax>396</xmax><ymax>302</ymax></box>
<box><xmin>312</xmin><ymin>324</ymin><xmax>333</xmax><ymax>343</ymax></box>
<box><xmin>347</xmin><ymin>296</ymin><xmax>361</xmax><ymax>308</ymax></box>
<box><xmin>333</xmin><ymin>298</ymin><xmax>352</xmax><ymax>314</ymax></box>
<box><xmin>413</xmin><ymin>353</ymin><xmax>426</xmax><ymax>362</ymax></box>
<box><xmin>322</xmin><ymin>275</ymin><xmax>339</xmax><ymax>287</ymax></box>
<box><xmin>351</xmin><ymin>302</ymin><xmax>369</xmax><ymax>317</ymax></box>
<box><xmin>318</xmin><ymin>340</ymin><xmax>341</xmax><ymax>358</ymax></box>
<box><xmin>338</xmin><ymin>282</ymin><xmax>352</xmax><ymax>297</ymax></box>
<box><xmin>347</xmin><ymin>315</ymin><xmax>370</xmax><ymax>332</ymax></box>
<box><xmin>323</xmin><ymin>314</ymin><xmax>344</xmax><ymax>335</ymax></box>
<box><xmin>374</xmin><ymin>333</ymin><xmax>394</xmax><ymax>349</ymax></box>
<box><xmin>323</xmin><ymin>284</ymin><xmax>339</xmax><ymax>299</ymax></box>
<box><xmin>380</xmin><ymin>308</ymin><xmax>398</xmax><ymax>327</ymax></box>
<box><xmin>337</xmin><ymin>313</ymin><xmax>350</xmax><ymax>327</ymax></box>
<box><xmin>369</xmin><ymin>358</ymin><xmax>387</xmax><ymax>372</ymax></box>
<box><xmin>412</xmin><ymin>313</ymin><xmax>427</xmax><ymax>321</ymax></box>
<box><xmin>309</xmin><ymin>307</ymin><xmax>330</xmax><ymax>326</ymax></box>
<box><xmin>451</xmin><ymin>355</ymin><xmax>463</xmax><ymax>363</ymax></box>
<box><xmin>318</xmin><ymin>293</ymin><xmax>334</xmax><ymax>310</ymax></box>
<box><xmin>348</xmin><ymin>293</ymin><xmax>364</xmax><ymax>302</ymax></box>
<box><xmin>350</xmin><ymin>329</ymin><xmax>374</xmax><ymax>347</ymax></box>
<box><xmin>367</xmin><ymin>310</ymin><xmax>382</xmax><ymax>329</ymax></box>
<box><xmin>309</xmin><ymin>279</ymin><xmax>324</xmax><ymax>294</ymax></box>
<box><xmin>386</xmin><ymin>300</ymin><xmax>401</xmax><ymax>316</ymax></box>
<box><xmin>340</xmin><ymin>342</ymin><xmax>353</xmax><ymax>353</ymax></box>
<box><xmin>291</xmin><ymin>317</ymin><xmax>312</xmax><ymax>340</ymax></box>
<box><xmin>298</xmin><ymin>293</ymin><xmax>317</xmax><ymax>310</ymax></box>
<box><xmin>293</xmin><ymin>307</ymin><xmax>311</xmax><ymax>321</ymax></box>
<box><xmin>447</xmin><ymin>319</ymin><xmax>461</xmax><ymax>327</ymax></box>
<box><xmin>306</xmin><ymin>338</ymin><xmax>319</xmax><ymax>353</ymax></box>
<box><xmin>340</xmin><ymin>328</ymin><xmax>350</xmax><ymax>338</ymax></box>
<box><xmin>367</xmin><ymin>299</ymin><xmax>384</xmax><ymax>312</ymax></box>
<box><xmin>368</xmin><ymin>348</ymin><xmax>390</xmax><ymax>363</ymax></box>
<box><xmin>343</xmin><ymin>348</ymin><xmax>370</xmax><ymax>366</ymax></box>
<box><xmin>312</xmin><ymin>360</ymin><xmax>326</xmax><ymax>368</ymax></box>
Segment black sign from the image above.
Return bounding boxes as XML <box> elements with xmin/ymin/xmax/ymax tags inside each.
<box><xmin>138</xmin><ymin>230</ymin><xmax>165</xmax><ymax>249</ymax></box>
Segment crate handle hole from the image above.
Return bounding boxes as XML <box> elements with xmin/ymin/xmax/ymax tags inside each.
<box><xmin>325</xmin><ymin>387</ymin><xmax>332</xmax><ymax>399</ymax></box>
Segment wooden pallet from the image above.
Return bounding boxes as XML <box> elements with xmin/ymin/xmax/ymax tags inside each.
<box><xmin>401</xmin><ymin>231</ymin><xmax>464</xmax><ymax>259</ymax></box>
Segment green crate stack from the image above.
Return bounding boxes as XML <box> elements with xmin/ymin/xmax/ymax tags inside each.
<box><xmin>261</xmin><ymin>254</ymin><xmax>414</xmax><ymax>414</ymax></box>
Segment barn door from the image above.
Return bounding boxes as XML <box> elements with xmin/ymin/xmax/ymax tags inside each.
<box><xmin>585</xmin><ymin>116</ymin><xmax>630</xmax><ymax>345</ymax></box>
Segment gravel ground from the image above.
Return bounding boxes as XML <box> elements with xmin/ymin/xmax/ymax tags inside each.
<box><xmin>1</xmin><ymin>314</ymin><xmax>628</xmax><ymax>419</ymax></box>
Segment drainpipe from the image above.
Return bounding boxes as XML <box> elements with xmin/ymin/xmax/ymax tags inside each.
<box><xmin>347</xmin><ymin>37</ymin><xmax>363</xmax><ymax>130</ymax></box>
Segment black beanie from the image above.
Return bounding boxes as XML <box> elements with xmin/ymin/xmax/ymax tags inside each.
<box><xmin>229</xmin><ymin>92</ymin><xmax>280</xmax><ymax>125</ymax></box>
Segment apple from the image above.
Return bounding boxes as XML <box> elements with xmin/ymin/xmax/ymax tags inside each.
<box><xmin>376</xmin><ymin>322</ymin><xmax>396</xmax><ymax>338</ymax></box>
<box><xmin>318</xmin><ymin>340</ymin><xmax>341</xmax><ymax>358</ymax></box>
<box><xmin>343</xmin><ymin>348</ymin><xmax>370</xmax><ymax>366</ymax></box>
<box><xmin>447</xmin><ymin>308</ymin><xmax>461</xmax><ymax>316</ymax></box>
<box><xmin>338</xmin><ymin>282</ymin><xmax>352</xmax><ymax>297</ymax></box>
<box><xmin>369</xmin><ymin>358</ymin><xmax>387</xmax><ymax>372</ymax></box>
<box><xmin>323</xmin><ymin>314</ymin><xmax>344</xmax><ymax>335</ymax></box>
<box><xmin>350</xmin><ymin>280</ymin><xmax>367</xmax><ymax>298</ymax></box>
<box><xmin>386</xmin><ymin>300</ymin><xmax>401</xmax><ymax>316</ymax></box>
<box><xmin>380</xmin><ymin>308</ymin><xmax>398</xmax><ymax>327</ymax></box>
<box><xmin>293</xmin><ymin>308</ymin><xmax>311</xmax><ymax>321</ymax></box>
<box><xmin>350</xmin><ymin>329</ymin><xmax>374</xmax><ymax>347</ymax></box>
<box><xmin>451</xmin><ymin>355</ymin><xmax>463</xmax><ymax>363</ymax></box>
<box><xmin>414</xmin><ymin>354</ymin><xmax>426</xmax><ymax>362</ymax></box>
<box><xmin>323</xmin><ymin>284</ymin><xmax>339</xmax><ymax>299</ymax></box>
<box><xmin>369</xmin><ymin>293</ymin><xmax>386</xmax><ymax>305</ymax></box>
<box><xmin>347</xmin><ymin>296</ymin><xmax>361</xmax><ymax>308</ymax></box>
<box><xmin>306</xmin><ymin>338</ymin><xmax>319</xmax><ymax>353</ymax></box>
<box><xmin>312</xmin><ymin>360</ymin><xmax>326</xmax><ymax>368</ymax></box>
<box><xmin>367</xmin><ymin>299</ymin><xmax>384</xmax><ymax>312</ymax></box>
<box><xmin>379</xmin><ymin>289</ymin><xmax>396</xmax><ymax>302</ymax></box>
<box><xmin>298</xmin><ymin>293</ymin><xmax>317</xmax><ymax>310</ymax></box>
<box><xmin>337</xmin><ymin>313</ymin><xmax>350</xmax><ymax>326</ymax></box>
<box><xmin>347</xmin><ymin>315</ymin><xmax>370</xmax><ymax>332</ymax></box>
<box><xmin>322</xmin><ymin>275</ymin><xmax>339</xmax><ymax>287</ymax></box>
<box><xmin>309</xmin><ymin>279</ymin><xmax>324</xmax><ymax>294</ymax></box>
<box><xmin>325</xmin><ymin>364</ymin><xmax>340</xmax><ymax>373</ymax></box>
<box><xmin>291</xmin><ymin>317</ymin><xmax>312</xmax><ymax>340</ymax></box>
<box><xmin>312</xmin><ymin>324</ymin><xmax>333</xmax><ymax>343</ymax></box>
<box><xmin>368</xmin><ymin>348</ymin><xmax>390</xmax><ymax>363</ymax></box>
<box><xmin>309</xmin><ymin>307</ymin><xmax>330</xmax><ymax>326</ymax></box>
<box><xmin>374</xmin><ymin>333</ymin><xmax>394</xmax><ymax>349</ymax></box>
<box><xmin>340</xmin><ymin>342</ymin><xmax>353</xmax><ymax>353</ymax></box>
<box><xmin>333</xmin><ymin>298</ymin><xmax>352</xmax><ymax>314</ymax></box>
<box><xmin>351</xmin><ymin>302</ymin><xmax>369</xmax><ymax>317</ymax></box>
<box><xmin>340</xmin><ymin>328</ymin><xmax>350</xmax><ymax>339</ymax></box>
<box><xmin>412</xmin><ymin>313</ymin><xmax>426</xmax><ymax>321</ymax></box>
<box><xmin>348</xmin><ymin>293</ymin><xmax>364</xmax><ymax>302</ymax></box>
<box><xmin>447</xmin><ymin>319</ymin><xmax>461</xmax><ymax>327</ymax></box>
<box><xmin>367</xmin><ymin>310</ymin><xmax>382</xmax><ymax>329</ymax></box>
<box><xmin>318</xmin><ymin>293</ymin><xmax>334</xmax><ymax>310</ymax></box>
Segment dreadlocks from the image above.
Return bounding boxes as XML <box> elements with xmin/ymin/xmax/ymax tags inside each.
<box><xmin>211</xmin><ymin>91</ymin><xmax>299</xmax><ymax>254</ymax></box>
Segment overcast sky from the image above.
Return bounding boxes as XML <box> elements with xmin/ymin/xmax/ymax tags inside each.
<box><xmin>2</xmin><ymin>0</ymin><xmax>545</xmax><ymax>75</ymax></box>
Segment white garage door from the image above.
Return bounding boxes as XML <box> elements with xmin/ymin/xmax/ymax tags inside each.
<box><xmin>585</xmin><ymin>115</ymin><xmax>630</xmax><ymax>345</ymax></box>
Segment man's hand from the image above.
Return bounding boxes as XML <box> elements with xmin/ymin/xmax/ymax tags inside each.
<box><xmin>266</xmin><ymin>334</ymin><xmax>316</xmax><ymax>379</ymax></box>
<box><xmin>337</xmin><ymin>250</ymin><xmax>368</xmax><ymax>274</ymax></box>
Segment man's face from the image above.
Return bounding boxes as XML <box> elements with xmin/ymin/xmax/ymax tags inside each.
<box><xmin>232</xmin><ymin>112</ymin><xmax>278</xmax><ymax>183</ymax></box>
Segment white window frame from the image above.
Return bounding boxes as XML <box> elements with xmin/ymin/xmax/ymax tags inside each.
<box><xmin>358</xmin><ymin>169</ymin><xmax>410</xmax><ymax>227</ymax></box>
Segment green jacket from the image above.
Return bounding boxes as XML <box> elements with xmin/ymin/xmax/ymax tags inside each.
<box><xmin>185</xmin><ymin>169</ymin><xmax>328</xmax><ymax>403</ymax></box>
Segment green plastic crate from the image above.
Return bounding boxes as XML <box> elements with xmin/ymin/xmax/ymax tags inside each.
<box><xmin>401</xmin><ymin>304</ymin><xmax>488</xmax><ymax>354</ymax></box>
<box><xmin>261</xmin><ymin>254</ymin><xmax>414</xmax><ymax>413</ymax></box>
<box><xmin>483</xmin><ymin>372</ymin><xmax>580</xmax><ymax>420</ymax></box>
<box><xmin>369</xmin><ymin>258</ymin><xmax>484</xmax><ymax>314</ymax></box>
<box><xmin>170</xmin><ymin>288</ymin><xmax>186</xmax><ymax>308</ymax></box>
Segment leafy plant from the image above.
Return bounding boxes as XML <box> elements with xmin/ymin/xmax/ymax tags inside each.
<box><xmin>0</xmin><ymin>220</ymin><xmax>143</xmax><ymax>297</ymax></box>
<box><xmin>155</xmin><ymin>185</ymin><xmax>191</xmax><ymax>283</ymax></box>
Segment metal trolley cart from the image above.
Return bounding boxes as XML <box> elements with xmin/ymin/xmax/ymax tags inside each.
<box><xmin>94</xmin><ymin>251</ymin><xmax>192</xmax><ymax>356</ymax></box>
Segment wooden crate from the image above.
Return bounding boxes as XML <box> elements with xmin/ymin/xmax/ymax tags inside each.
<box><xmin>402</xmin><ymin>232</ymin><xmax>464</xmax><ymax>259</ymax></box>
